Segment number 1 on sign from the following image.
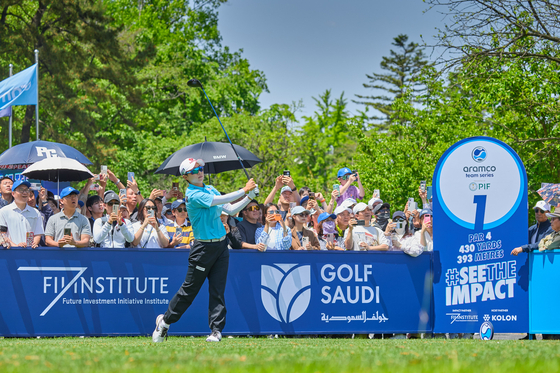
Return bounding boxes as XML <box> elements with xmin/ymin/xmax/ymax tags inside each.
<box><xmin>473</xmin><ymin>195</ymin><xmax>487</xmax><ymax>231</ymax></box>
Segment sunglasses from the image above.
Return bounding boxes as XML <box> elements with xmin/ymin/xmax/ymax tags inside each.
<box><xmin>268</xmin><ymin>210</ymin><xmax>280</xmax><ymax>215</ymax></box>
<box><xmin>295</xmin><ymin>213</ymin><xmax>310</xmax><ymax>217</ymax></box>
<box><xmin>394</xmin><ymin>218</ymin><xmax>405</xmax><ymax>222</ymax></box>
<box><xmin>165</xmin><ymin>210</ymin><xmax>173</xmax><ymax>215</ymax></box>
<box><xmin>535</xmin><ymin>209</ymin><xmax>546</xmax><ymax>214</ymax></box>
<box><xmin>185</xmin><ymin>166</ymin><xmax>204</xmax><ymax>175</ymax></box>
<box><xmin>145</xmin><ymin>206</ymin><xmax>157</xmax><ymax>211</ymax></box>
<box><xmin>175</xmin><ymin>207</ymin><xmax>187</xmax><ymax>212</ymax></box>
<box><xmin>106</xmin><ymin>201</ymin><xmax>119</xmax><ymax>206</ymax></box>
<box><xmin>339</xmin><ymin>174</ymin><xmax>352</xmax><ymax>181</ymax></box>
<box><xmin>247</xmin><ymin>205</ymin><xmax>260</xmax><ymax>211</ymax></box>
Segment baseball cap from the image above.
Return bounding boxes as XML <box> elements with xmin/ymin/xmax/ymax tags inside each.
<box><xmin>534</xmin><ymin>200</ymin><xmax>551</xmax><ymax>212</ymax></box>
<box><xmin>373</xmin><ymin>202</ymin><xmax>391</xmax><ymax>214</ymax></box>
<box><xmin>337</xmin><ymin>167</ymin><xmax>352</xmax><ymax>178</ymax></box>
<box><xmin>318</xmin><ymin>212</ymin><xmax>337</xmax><ymax>223</ymax></box>
<box><xmin>419</xmin><ymin>208</ymin><xmax>433</xmax><ymax>217</ymax></box>
<box><xmin>291</xmin><ymin>206</ymin><xmax>310</xmax><ymax>215</ymax></box>
<box><xmin>334</xmin><ymin>205</ymin><xmax>352</xmax><ymax>215</ymax></box>
<box><xmin>104</xmin><ymin>190</ymin><xmax>119</xmax><ymax>204</ymax></box>
<box><xmin>392</xmin><ymin>211</ymin><xmax>406</xmax><ymax>220</ymax></box>
<box><xmin>162</xmin><ymin>203</ymin><xmax>172</xmax><ymax>216</ymax></box>
<box><xmin>368</xmin><ymin>197</ymin><xmax>383</xmax><ymax>208</ymax></box>
<box><xmin>546</xmin><ymin>211</ymin><xmax>560</xmax><ymax>219</ymax></box>
<box><xmin>11</xmin><ymin>179</ymin><xmax>31</xmax><ymax>191</ymax></box>
<box><xmin>280</xmin><ymin>186</ymin><xmax>292</xmax><ymax>194</ymax></box>
<box><xmin>179</xmin><ymin>158</ymin><xmax>205</xmax><ymax>175</ymax></box>
<box><xmin>60</xmin><ymin>186</ymin><xmax>79</xmax><ymax>199</ymax></box>
<box><xmin>300</xmin><ymin>195</ymin><xmax>309</xmax><ymax>205</ymax></box>
<box><xmin>171</xmin><ymin>199</ymin><xmax>186</xmax><ymax>210</ymax></box>
<box><xmin>353</xmin><ymin>202</ymin><xmax>369</xmax><ymax>214</ymax></box>
<box><xmin>340</xmin><ymin>198</ymin><xmax>357</xmax><ymax>210</ymax></box>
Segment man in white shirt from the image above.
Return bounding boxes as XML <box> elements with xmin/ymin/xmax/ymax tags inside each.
<box><xmin>92</xmin><ymin>190</ymin><xmax>134</xmax><ymax>248</ymax></box>
<box><xmin>344</xmin><ymin>202</ymin><xmax>389</xmax><ymax>251</ymax></box>
<box><xmin>0</xmin><ymin>180</ymin><xmax>43</xmax><ymax>248</ymax></box>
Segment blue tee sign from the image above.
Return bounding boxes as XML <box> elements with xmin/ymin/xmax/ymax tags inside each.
<box><xmin>433</xmin><ymin>136</ymin><xmax>528</xmax><ymax>333</ymax></box>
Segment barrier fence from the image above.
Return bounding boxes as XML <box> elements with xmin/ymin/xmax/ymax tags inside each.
<box><xmin>0</xmin><ymin>248</ymin><xmax>433</xmax><ymax>337</ymax></box>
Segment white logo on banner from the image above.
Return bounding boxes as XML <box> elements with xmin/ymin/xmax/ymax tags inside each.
<box><xmin>261</xmin><ymin>264</ymin><xmax>311</xmax><ymax>323</ymax></box>
<box><xmin>18</xmin><ymin>266</ymin><xmax>87</xmax><ymax>316</ymax></box>
<box><xmin>36</xmin><ymin>147</ymin><xmax>58</xmax><ymax>158</ymax></box>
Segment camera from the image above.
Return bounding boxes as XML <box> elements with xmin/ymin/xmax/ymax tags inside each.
<box><xmin>356</xmin><ymin>219</ymin><xmax>366</xmax><ymax>226</ymax></box>
<box><xmin>308</xmin><ymin>192</ymin><xmax>315</xmax><ymax>200</ymax></box>
<box><xmin>283</xmin><ymin>170</ymin><xmax>291</xmax><ymax>177</ymax></box>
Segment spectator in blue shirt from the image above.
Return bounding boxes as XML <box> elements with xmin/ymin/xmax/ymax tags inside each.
<box><xmin>255</xmin><ymin>203</ymin><xmax>292</xmax><ymax>250</ymax></box>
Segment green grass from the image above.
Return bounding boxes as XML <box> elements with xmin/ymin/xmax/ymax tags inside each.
<box><xmin>0</xmin><ymin>337</ymin><xmax>559</xmax><ymax>372</ymax></box>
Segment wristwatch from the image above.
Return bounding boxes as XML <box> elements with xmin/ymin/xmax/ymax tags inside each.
<box><xmin>136</xmin><ymin>191</ymin><xmax>141</xmax><ymax>195</ymax></box>
<box><xmin>291</xmin><ymin>187</ymin><xmax>297</xmax><ymax>191</ymax></box>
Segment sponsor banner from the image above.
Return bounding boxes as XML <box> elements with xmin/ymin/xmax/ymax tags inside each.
<box><xmin>433</xmin><ymin>136</ymin><xmax>529</xmax><ymax>333</ymax></box>
<box><xmin>0</xmin><ymin>249</ymin><xmax>433</xmax><ymax>337</ymax></box>
<box><xmin>529</xmin><ymin>251</ymin><xmax>560</xmax><ymax>334</ymax></box>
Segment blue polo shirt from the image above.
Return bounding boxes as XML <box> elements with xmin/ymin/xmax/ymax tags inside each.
<box><xmin>185</xmin><ymin>183</ymin><xmax>226</xmax><ymax>240</ymax></box>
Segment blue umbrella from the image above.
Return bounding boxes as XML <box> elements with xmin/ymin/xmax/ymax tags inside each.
<box><xmin>0</xmin><ymin>140</ymin><xmax>92</xmax><ymax>168</ymax></box>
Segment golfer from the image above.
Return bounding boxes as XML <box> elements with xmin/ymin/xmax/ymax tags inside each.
<box><xmin>152</xmin><ymin>158</ymin><xmax>257</xmax><ymax>343</ymax></box>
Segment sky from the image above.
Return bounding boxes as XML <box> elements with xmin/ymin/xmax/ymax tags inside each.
<box><xmin>218</xmin><ymin>0</ymin><xmax>448</xmax><ymax>119</ymax></box>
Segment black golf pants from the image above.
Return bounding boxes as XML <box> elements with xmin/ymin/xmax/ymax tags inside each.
<box><xmin>163</xmin><ymin>238</ymin><xmax>229</xmax><ymax>332</ymax></box>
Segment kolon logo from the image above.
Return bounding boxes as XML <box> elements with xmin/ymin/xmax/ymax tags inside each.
<box><xmin>261</xmin><ymin>264</ymin><xmax>311</xmax><ymax>323</ymax></box>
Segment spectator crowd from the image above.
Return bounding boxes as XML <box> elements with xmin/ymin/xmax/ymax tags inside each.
<box><xmin>0</xmin><ymin>166</ymin><xmax>436</xmax><ymax>257</ymax></box>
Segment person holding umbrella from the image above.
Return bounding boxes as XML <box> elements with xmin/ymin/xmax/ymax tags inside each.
<box><xmin>152</xmin><ymin>158</ymin><xmax>258</xmax><ymax>343</ymax></box>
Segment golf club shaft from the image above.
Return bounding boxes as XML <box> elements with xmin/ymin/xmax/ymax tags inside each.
<box><xmin>199</xmin><ymin>87</ymin><xmax>251</xmax><ymax>181</ymax></box>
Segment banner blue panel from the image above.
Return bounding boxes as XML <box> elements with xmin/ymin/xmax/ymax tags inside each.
<box><xmin>0</xmin><ymin>249</ymin><xmax>433</xmax><ymax>337</ymax></box>
<box><xmin>432</xmin><ymin>136</ymin><xmax>529</xmax><ymax>333</ymax></box>
<box><xmin>529</xmin><ymin>251</ymin><xmax>560</xmax><ymax>334</ymax></box>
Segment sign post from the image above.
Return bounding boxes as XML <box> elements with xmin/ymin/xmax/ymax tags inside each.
<box><xmin>432</xmin><ymin>136</ymin><xmax>528</xmax><ymax>334</ymax></box>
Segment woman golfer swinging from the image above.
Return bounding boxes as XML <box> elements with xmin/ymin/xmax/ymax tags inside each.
<box><xmin>152</xmin><ymin>158</ymin><xmax>257</xmax><ymax>343</ymax></box>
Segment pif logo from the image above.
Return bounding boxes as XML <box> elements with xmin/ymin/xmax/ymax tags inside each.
<box><xmin>261</xmin><ymin>264</ymin><xmax>311</xmax><ymax>324</ymax></box>
<box><xmin>469</xmin><ymin>182</ymin><xmax>490</xmax><ymax>191</ymax></box>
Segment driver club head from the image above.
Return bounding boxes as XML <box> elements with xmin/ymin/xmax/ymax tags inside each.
<box><xmin>187</xmin><ymin>78</ymin><xmax>203</xmax><ymax>88</ymax></box>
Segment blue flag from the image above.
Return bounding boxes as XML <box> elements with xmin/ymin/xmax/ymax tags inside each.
<box><xmin>0</xmin><ymin>64</ymin><xmax>38</xmax><ymax>110</ymax></box>
<box><xmin>0</xmin><ymin>106</ymin><xmax>10</xmax><ymax>118</ymax></box>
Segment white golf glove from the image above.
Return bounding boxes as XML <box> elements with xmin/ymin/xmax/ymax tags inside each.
<box><xmin>248</xmin><ymin>186</ymin><xmax>259</xmax><ymax>199</ymax></box>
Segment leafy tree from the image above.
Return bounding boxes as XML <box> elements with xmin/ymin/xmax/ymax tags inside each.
<box><xmin>353</xmin><ymin>34</ymin><xmax>429</xmax><ymax>130</ymax></box>
<box><xmin>354</xmin><ymin>67</ymin><xmax>492</xmax><ymax>210</ymax></box>
<box><xmin>0</xmin><ymin>0</ymin><xmax>143</xmax><ymax>150</ymax></box>
<box><xmin>292</xmin><ymin>90</ymin><xmax>365</xmax><ymax>195</ymax></box>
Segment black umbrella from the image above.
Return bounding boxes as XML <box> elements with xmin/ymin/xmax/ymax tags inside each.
<box><xmin>155</xmin><ymin>141</ymin><xmax>262</xmax><ymax>176</ymax></box>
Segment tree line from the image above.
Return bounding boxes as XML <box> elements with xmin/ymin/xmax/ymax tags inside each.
<box><xmin>1</xmin><ymin>0</ymin><xmax>558</xmax><ymax>213</ymax></box>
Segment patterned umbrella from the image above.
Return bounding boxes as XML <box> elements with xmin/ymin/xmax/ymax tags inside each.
<box><xmin>537</xmin><ymin>183</ymin><xmax>560</xmax><ymax>207</ymax></box>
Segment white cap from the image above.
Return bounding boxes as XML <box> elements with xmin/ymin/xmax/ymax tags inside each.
<box><xmin>368</xmin><ymin>197</ymin><xmax>383</xmax><ymax>208</ymax></box>
<box><xmin>334</xmin><ymin>205</ymin><xmax>352</xmax><ymax>215</ymax></box>
<box><xmin>179</xmin><ymin>158</ymin><xmax>205</xmax><ymax>175</ymax></box>
<box><xmin>353</xmin><ymin>202</ymin><xmax>369</xmax><ymax>214</ymax></box>
<box><xmin>534</xmin><ymin>200</ymin><xmax>551</xmax><ymax>212</ymax></box>
<box><xmin>340</xmin><ymin>198</ymin><xmax>357</xmax><ymax>210</ymax></box>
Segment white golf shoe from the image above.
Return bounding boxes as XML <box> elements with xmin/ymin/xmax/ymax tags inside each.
<box><xmin>206</xmin><ymin>330</ymin><xmax>222</xmax><ymax>342</ymax></box>
<box><xmin>152</xmin><ymin>314</ymin><xmax>169</xmax><ymax>343</ymax></box>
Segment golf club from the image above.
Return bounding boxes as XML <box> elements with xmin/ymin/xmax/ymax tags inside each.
<box><xmin>187</xmin><ymin>78</ymin><xmax>258</xmax><ymax>195</ymax></box>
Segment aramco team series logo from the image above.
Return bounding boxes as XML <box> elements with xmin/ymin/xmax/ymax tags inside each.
<box><xmin>472</xmin><ymin>146</ymin><xmax>487</xmax><ymax>162</ymax></box>
<box><xmin>480</xmin><ymin>314</ymin><xmax>494</xmax><ymax>340</ymax></box>
<box><xmin>261</xmin><ymin>264</ymin><xmax>311</xmax><ymax>324</ymax></box>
